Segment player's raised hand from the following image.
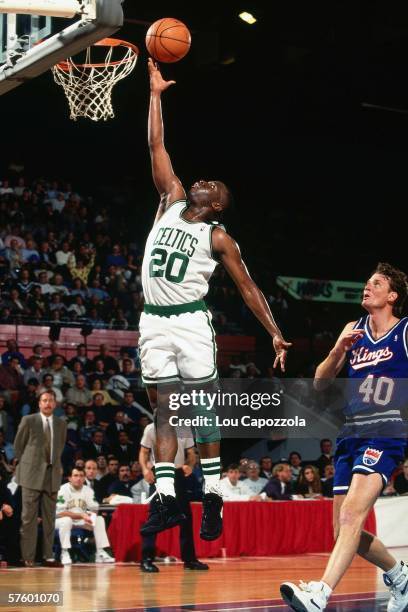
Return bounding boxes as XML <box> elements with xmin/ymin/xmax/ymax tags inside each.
<box><xmin>334</xmin><ymin>329</ymin><xmax>365</xmax><ymax>354</ymax></box>
<box><xmin>273</xmin><ymin>335</ymin><xmax>292</xmax><ymax>372</ymax></box>
<box><xmin>148</xmin><ymin>58</ymin><xmax>176</xmax><ymax>94</ymax></box>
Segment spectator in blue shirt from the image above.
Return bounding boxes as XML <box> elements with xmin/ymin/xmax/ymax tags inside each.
<box><xmin>106</xmin><ymin>244</ymin><xmax>127</xmax><ymax>268</ymax></box>
<box><xmin>1</xmin><ymin>340</ymin><xmax>27</xmax><ymax>369</ymax></box>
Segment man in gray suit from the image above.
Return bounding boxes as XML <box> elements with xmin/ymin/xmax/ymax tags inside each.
<box><xmin>14</xmin><ymin>389</ymin><xmax>67</xmax><ymax>567</ymax></box>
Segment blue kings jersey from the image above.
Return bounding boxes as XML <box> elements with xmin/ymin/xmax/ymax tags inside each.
<box><xmin>342</xmin><ymin>314</ymin><xmax>408</xmax><ymax>438</ymax></box>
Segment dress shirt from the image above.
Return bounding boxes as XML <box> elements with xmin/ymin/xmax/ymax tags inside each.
<box><xmin>40</xmin><ymin>412</ymin><xmax>54</xmax><ymax>464</ymax></box>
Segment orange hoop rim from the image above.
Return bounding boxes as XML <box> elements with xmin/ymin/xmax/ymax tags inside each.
<box><xmin>55</xmin><ymin>38</ymin><xmax>139</xmax><ymax>71</ymax></box>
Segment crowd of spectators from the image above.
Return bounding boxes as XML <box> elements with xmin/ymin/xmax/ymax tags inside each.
<box><xmin>0</xmin><ymin>173</ymin><xmax>349</xmax><ymax>364</ymax></box>
<box><xmin>0</xmin><ymin>338</ymin><xmax>152</xmax><ymax>473</ymax></box>
<box><xmin>217</xmin><ymin>446</ymin><xmax>336</xmax><ymax>502</ymax></box>
<box><xmin>0</xmin><ymin>175</ymin><xmax>145</xmax><ymax>330</ymax></box>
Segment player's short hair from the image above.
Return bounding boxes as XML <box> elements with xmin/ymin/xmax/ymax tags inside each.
<box><xmin>37</xmin><ymin>389</ymin><xmax>56</xmax><ymax>401</ymax></box>
<box><xmin>68</xmin><ymin>466</ymin><xmax>84</xmax><ymax>476</ymax></box>
<box><xmin>374</xmin><ymin>262</ymin><xmax>408</xmax><ymax>315</ymax></box>
<box><xmin>289</xmin><ymin>451</ymin><xmax>302</xmax><ymax>461</ymax></box>
<box><xmin>320</xmin><ymin>438</ymin><xmax>332</xmax><ymax>450</ymax></box>
<box><xmin>272</xmin><ymin>463</ymin><xmax>289</xmax><ymax>477</ymax></box>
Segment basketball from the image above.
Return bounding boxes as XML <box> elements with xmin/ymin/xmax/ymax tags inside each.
<box><xmin>146</xmin><ymin>18</ymin><xmax>191</xmax><ymax>63</ymax></box>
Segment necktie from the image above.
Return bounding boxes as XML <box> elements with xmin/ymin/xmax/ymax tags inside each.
<box><xmin>44</xmin><ymin>418</ymin><xmax>51</xmax><ymax>465</ymax></box>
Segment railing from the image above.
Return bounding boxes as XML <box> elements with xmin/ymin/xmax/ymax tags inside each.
<box><xmin>0</xmin><ymin>321</ymin><xmax>256</xmax><ymax>363</ymax></box>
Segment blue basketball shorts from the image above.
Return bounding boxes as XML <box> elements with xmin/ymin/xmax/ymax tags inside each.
<box><xmin>333</xmin><ymin>437</ymin><xmax>406</xmax><ymax>495</ymax></box>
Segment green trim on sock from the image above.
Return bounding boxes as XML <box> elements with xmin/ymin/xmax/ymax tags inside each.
<box><xmin>202</xmin><ymin>467</ymin><xmax>220</xmax><ymax>475</ymax></box>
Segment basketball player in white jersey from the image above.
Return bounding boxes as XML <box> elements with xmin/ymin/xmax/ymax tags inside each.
<box><xmin>139</xmin><ymin>59</ymin><xmax>291</xmax><ymax>538</ymax></box>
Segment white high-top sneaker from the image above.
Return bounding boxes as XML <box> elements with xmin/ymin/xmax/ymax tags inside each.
<box><xmin>384</xmin><ymin>561</ymin><xmax>408</xmax><ymax>612</ymax></box>
<box><xmin>95</xmin><ymin>549</ymin><xmax>115</xmax><ymax>563</ymax></box>
<box><xmin>60</xmin><ymin>549</ymin><xmax>72</xmax><ymax>565</ymax></box>
<box><xmin>280</xmin><ymin>580</ymin><xmax>328</xmax><ymax>611</ymax></box>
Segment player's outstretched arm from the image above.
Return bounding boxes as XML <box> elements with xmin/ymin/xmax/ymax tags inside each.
<box><xmin>314</xmin><ymin>322</ymin><xmax>364</xmax><ymax>390</ymax></box>
<box><xmin>148</xmin><ymin>58</ymin><xmax>185</xmax><ymax>223</ymax></box>
<box><xmin>212</xmin><ymin>228</ymin><xmax>291</xmax><ymax>371</ymax></box>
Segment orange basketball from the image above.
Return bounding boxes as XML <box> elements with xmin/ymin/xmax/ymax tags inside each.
<box><xmin>146</xmin><ymin>18</ymin><xmax>191</xmax><ymax>63</ymax></box>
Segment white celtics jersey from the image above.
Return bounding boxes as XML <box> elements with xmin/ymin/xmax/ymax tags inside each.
<box><xmin>142</xmin><ymin>200</ymin><xmax>220</xmax><ymax>306</ymax></box>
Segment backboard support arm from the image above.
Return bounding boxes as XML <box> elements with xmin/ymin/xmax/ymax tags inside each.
<box><xmin>0</xmin><ymin>0</ymin><xmax>123</xmax><ymax>94</ymax></box>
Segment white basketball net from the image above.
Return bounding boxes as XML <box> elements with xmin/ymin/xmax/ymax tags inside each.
<box><xmin>52</xmin><ymin>42</ymin><xmax>138</xmax><ymax>122</ymax></box>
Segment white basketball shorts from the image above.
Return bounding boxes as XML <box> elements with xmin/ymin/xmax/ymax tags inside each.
<box><xmin>139</xmin><ymin>310</ymin><xmax>218</xmax><ymax>386</ymax></box>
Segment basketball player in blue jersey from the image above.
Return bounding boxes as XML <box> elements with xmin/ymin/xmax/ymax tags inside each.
<box><xmin>139</xmin><ymin>59</ymin><xmax>291</xmax><ymax>540</ymax></box>
<box><xmin>281</xmin><ymin>262</ymin><xmax>408</xmax><ymax>611</ymax></box>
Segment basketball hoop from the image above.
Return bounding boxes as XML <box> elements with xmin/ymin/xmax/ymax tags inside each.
<box><xmin>52</xmin><ymin>38</ymin><xmax>139</xmax><ymax>122</ymax></box>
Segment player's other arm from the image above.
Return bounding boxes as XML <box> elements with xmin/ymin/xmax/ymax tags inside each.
<box><xmin>148</xmin><ymin>58</ymin><xmax>185</xmax><ymax>223</ymax></box>
<box><xmin>314</xmin><ymin>321</ymin><xmax>364</xmax><ymax>390</ymax></box>
<box><xmin>139</xmin><ymin>445</ymin><xmax>155</xmax><ymax>484</ymax></box>
<box><xmin>180</xmin><ymin>446</ymin><xmax>196</xmax><ymax>476</ymax></box>
<box><xmin>212</xmin><ymin>228</ymin><xmax>291</xmax><ymax>371</ymax></box>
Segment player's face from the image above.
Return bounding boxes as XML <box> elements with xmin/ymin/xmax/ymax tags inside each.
<box><xmin>119</xmin><ymin>467</ymin><xmax>130</xmax><ymax>481</ymax></box>
<box><xmin>108</xmin><ymin>460</ymin><xmax>119</xmax><ymax>474</ymax></box>
<box><xmin>321</xmin><ymin>441</ymin><xmax>332</xmax><ymax>454</ymax></box>
<box><xmin>39</xmin><ymin>392</ymin><xmax>56</xmax><ymax>417</ymax></box>
<box><xmin>362</xmin><ymin>273</ymin><xmax>396</xmax><ymax>312</ymax></box>
<box><xmin>304</xmin><ymin>468</ymin><xmax>315</xmax><ymax>482</ymax></box>
<box><xmin>227</xmin><ymin>469</ymin><xmax>240</xmax><ymax>485</ymax></box>
<box><xmin>290</xmin><ymin>454</ymin><xmax>301</xmax><ymax>467</ymax></box>
<box><xmin>69</xmin><ymin>469</ymin><xmax>85</xmax><ymax>489</ymax></box>
<box><xmin>280</xmin><ymin>466</ymin><xmax>292</xmax><ymax>482</ymax></box>
<box><xmin>189</xmin><ymin>179</ymin><xmax>217</xmax><ymax>195</ymax></box>
<box><xmin>188</xmin><ymin>180</ymin><xmax>228</xmax><ymax>218</ymax></box>
<box><xmin>247</xmin><ymin>465</ymin><xmax>260</xmax><ymax>479</ymax></box>
<box><xmin>85</xmin><ymin>462</ymin><xmax>97</xmax><ymax>479</ymax></box>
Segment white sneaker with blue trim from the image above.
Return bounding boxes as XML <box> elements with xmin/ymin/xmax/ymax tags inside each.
<box><xmin>280</xmin><ymin>580</ymin><xmax>328</xmax><ymax>611</ymax></box>
<box><xmin>385</xmin><ymin>561</ymin><xmax>408</xmax><ymax>612</ymax></box>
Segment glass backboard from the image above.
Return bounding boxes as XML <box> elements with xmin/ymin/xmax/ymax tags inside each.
<box><xmin>0</xmin><ymin>0</ymin><xmax>124</xmax><ymax>95</ymax></box>
<box><xmin>0</xmin><ymin>13</ymin><xmax>52</xmax><ymax>64</ymax></box>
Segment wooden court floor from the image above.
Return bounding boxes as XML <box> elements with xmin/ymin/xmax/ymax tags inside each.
<box><xmin>0</xmin><ymin>547</ymin><xmax>407</xmax><ymax>612</ymax></box>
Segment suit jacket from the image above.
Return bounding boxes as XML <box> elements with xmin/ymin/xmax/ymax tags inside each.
<box><xmin>315</xmin><ymin>454</ymin><xmax>333</xmax><ymax>477</ymax></box>
<box><xmin>322</xmin><ymin>477</ymin><xmax>334</xmax><ymax>498</ymax></box>
<box><xmin>111</xmin><ymin>442</ymin><xmax>137</xmax><ymax>464</ymax></box>
<box><xmin>106</xmin><ymin>422</ymin><xmax>133</xmax><ymax>444</ymax></box>
<box><xmin>14</xmin><ymin>413</ymin><xmax>67</xmax><ymax>492</ymax></box>
<box><xmin>262</xmin><ymin>477</ymin><xmax>292</xmax><ymax>500</ymax></box>
<box><xmin>82</xmin><ymin>441</ymin><xmax>111</xmax><ymax>460</ymax></box>
<box><xmin>107</xmin><ymin>479</ymin><xmax>136</xmax><ymax>498</ymax></box>
<box><xmin>85</xmin><ymin>477</ymin><xmax>104</xmax><ymax>503</ymax></box>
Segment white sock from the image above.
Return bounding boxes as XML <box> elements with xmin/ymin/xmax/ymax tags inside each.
<box><xmin>201</xmin><ymin>457</ymin><xmax>221</xmax><ymax>493</ymax></box>
<box><xmin>311</xmin><ymin>581</ymin><xmax>331</xmax><ymax>600</ymax></box>
<box><xmin>386</xmin><ymin>561</ymin><xmax>404</xmax><ymax>583</ymax></box>
<box><xmin>155</xmin><ymin>462</ymin><xmax>176</xmax><ymax>497</ymax></box>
